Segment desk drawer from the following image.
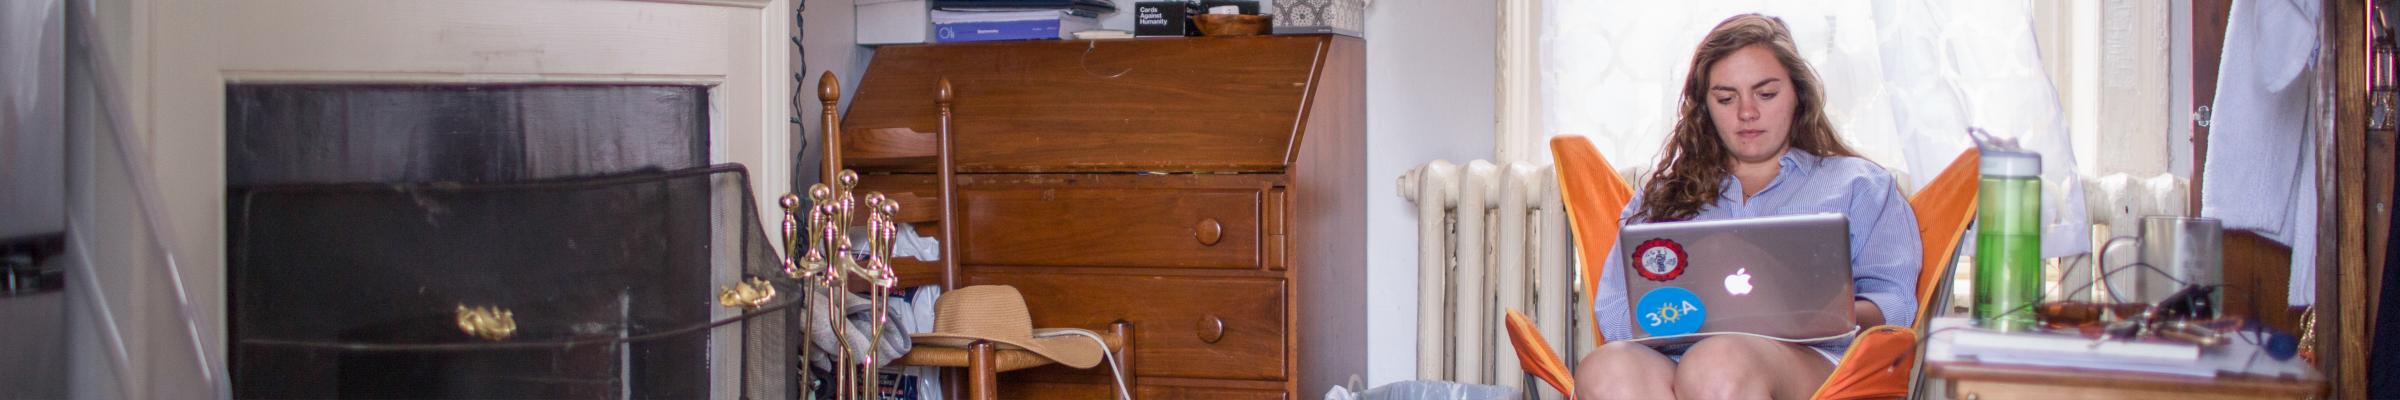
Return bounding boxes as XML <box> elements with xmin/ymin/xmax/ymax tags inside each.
<box><xmin>966</xmin><ymin>272</ymin><xmax>1286</xmax><ymax>381</ymax></box>
<box><xmin>959</xmin><ymin>184</ymin><xmax>1265</xmax><ymax>269</ymax></box>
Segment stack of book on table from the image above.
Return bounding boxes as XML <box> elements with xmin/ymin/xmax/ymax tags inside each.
<box><xmin>1925</xmin><ymin>316</ymin><xmax>2325</xmax><ymax>379</ymax></box>
<box><xmin>1944</xmin><ymin>326</ymin><xmax>2206</xmax><ymax>376</ymax></box>
<box><xmin>1923</xmin><ymin>316</ymin><xmax>2206</xmax><ymax>376</ymax></box>
<box><xmin>931</xmin><ymin>0</ymin><xmax>1117</xmax><ymax>43</ymax></box>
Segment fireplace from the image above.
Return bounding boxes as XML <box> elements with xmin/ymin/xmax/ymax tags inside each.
<box><xmin>222</xmin><ymin>85</ymin><xmax>710</xmax><ymax>186</ymax></box>
<box><xmin>66</xmin><ymin>1</ymin><xmax>792</xmax><ymax>397</ymax></box>
<box><xmin>222</xmin><ymin>85</ymin><xmax>787</xmax><ymax>398</ymax></box>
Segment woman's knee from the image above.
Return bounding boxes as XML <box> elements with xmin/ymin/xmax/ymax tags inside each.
<box><xmin>1673</xmin><ymin>337</ymin><xmax>1779</xmax><ymax>399</ymax></box>
<box><xmin>1576</xmin><ymin>342</ymin><xmax>1674</xmax><ymax>400</ymax></box>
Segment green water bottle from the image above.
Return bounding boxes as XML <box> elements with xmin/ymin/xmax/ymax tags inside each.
<box><xmin>1974</xmin><ymin>149</ymin><xmax>2043</xmax><ymax>332</ymax></box>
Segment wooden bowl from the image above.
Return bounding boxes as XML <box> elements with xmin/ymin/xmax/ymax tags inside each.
<box><xmin>1192</xmin><ymin>14</ymin><xmax>1271</xmax><ymax>36</ymax></box>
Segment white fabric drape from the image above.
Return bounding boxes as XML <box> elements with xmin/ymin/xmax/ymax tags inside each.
<box><xmin>2199</xmin><ymin>0</ymin><xmax>2321</xmax><ymax>305</ymax></box>
<box><xmin>1539</xmin><ymin>0</ymin><xmax>2093</xmax><ymax>257</ymax></box>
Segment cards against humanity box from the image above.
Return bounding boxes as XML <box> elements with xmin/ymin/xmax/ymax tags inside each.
<box><xmin>1134</xmin><ymin>1</ymin><xmax>1198</xmax><ymax>37</ymax></box>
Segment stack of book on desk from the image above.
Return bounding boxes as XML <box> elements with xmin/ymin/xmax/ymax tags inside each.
<box><xmin>931</xmin><ymin>0</ymin><xmax>1117</xmax><ymax>43</ymax></box>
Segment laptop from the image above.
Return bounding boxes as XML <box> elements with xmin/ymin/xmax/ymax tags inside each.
<box><xmin>1617</xmin><ymin>212</ymin><xmax>1856</xmax><ymax>348</ymax></box>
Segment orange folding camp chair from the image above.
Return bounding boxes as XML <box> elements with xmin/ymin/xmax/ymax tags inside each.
<box><xmin>1509</xmin><ymin>135</ymin><xmax>1979</xmax><ymax>400</ymax></box>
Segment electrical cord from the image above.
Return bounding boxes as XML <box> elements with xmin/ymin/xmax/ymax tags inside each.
<box><xmin>791</xmin><ymin>1</ymin><xmax>808</xmax><ymax>130</ymax></box>
<box><xmin>1625</xmin><ymin>325</ymin><xmax>1862</xmax><ymax>349</ymax></box>
<box><xmin>1032</xmin><ymin>328</ymin><xmax>1132</xmax><ymax>400</ymax></box>
<box><xmin>1975</xmin><ymin>259</ymin><xmax>2185</xmax><ymax>324</ymax></box>
<box><xmin>1980</xmin><ymin>258</ymin><xmax>2273</xmax><ymax>351</ymax></box>
<box><xmin>791</xmin><ymin>1</ymin><xmax>811</xmax><ymax>193</ymax></box>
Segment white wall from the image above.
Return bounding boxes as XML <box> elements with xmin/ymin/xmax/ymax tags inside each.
<box><xmin>1</xmin><ymin>0</ymin><xmax>64</xmax><ymax>239</ymax></box>
<box><xmin>1362</xmin><ymin>0</ymin><xmax>1496</xmax><ymax>388</ymax></box>
<box><xmin>794</xmin><ymin>0</ymin><xmax>877</xmax><ymax>188</ymax></box>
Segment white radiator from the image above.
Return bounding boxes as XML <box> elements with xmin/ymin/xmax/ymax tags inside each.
<box><xmin>1397</xmin><ymin>160</ymin><xmax>1577</xmax><ymax>397</ymax></box>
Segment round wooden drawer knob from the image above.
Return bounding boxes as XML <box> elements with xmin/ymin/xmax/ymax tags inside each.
<box><xmin>1197</xmin><ymin>315</ymin><xmax>1226</xmax><ymax>344</ymax></box>
<box><xmin>1196</xmin><ymin>218</ymin><xmax>1224</xmax><ymax>246</ymax></box>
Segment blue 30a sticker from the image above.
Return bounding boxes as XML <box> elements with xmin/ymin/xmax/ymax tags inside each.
<box><xmin>1633</xmin><ymin>286</ymin><xmax>1706</xmax><ymax>336</ymax></box>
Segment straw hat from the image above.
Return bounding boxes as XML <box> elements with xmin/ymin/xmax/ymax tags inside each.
<box><xmin>910</xmin><ymin>285</ymin><xmax>1103</xmax><ymax>369</ymax></box>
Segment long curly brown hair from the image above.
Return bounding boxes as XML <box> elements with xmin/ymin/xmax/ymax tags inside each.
<box><xmin>1633</xmin><ymin>14</ymin><xmax>1860</xmax><ymax>222</ymax></box>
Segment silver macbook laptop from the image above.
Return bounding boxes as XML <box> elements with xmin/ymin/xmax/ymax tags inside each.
<box><xmin>1617</xmin><ymin>212</ymin><xmax>1855</xmax><ymax>348</ymax></box>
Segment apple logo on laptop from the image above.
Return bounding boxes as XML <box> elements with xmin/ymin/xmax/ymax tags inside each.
<box><xmin>1724</xmin><ymin>268</ymin><xmax>1753</xmax><ymax>296</ymax></box>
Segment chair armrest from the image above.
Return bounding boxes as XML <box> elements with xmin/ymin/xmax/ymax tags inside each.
<box><xmin>1507</xmin><ymin>309</ymin><xmax>1578</xmax><ymax>398</ymax></box>
<box><xmin>898</xmin><ymin>345</ymin><xmax>1060</xmax><ymax>373</ymax></box>
<box><xmin>1809</xmin><ymin>325</ymin><xmax>1919</xmax><ymax>400</ymax></box>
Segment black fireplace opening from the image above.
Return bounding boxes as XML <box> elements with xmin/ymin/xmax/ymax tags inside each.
<box><xmin>222</xmin><ymin>84</ymin><xmax>744</xmax><ymax>399</ymax></box>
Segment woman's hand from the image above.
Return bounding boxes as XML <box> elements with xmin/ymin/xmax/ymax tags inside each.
<box><xmin>1853</xmin><ymin>299</ymin><xmax>1885</xmax><ymax>327</ymax></box>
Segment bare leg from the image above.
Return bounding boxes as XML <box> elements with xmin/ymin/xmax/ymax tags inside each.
<box><xmin>1574</xmin><ymin>341</ymin><xmax>1677</xmax><ymax>400</ymax></box>
<box><xmin>1672</xmin><ymin>336</ymin><xmax>1836</xmax><ymax>400</ymax></box>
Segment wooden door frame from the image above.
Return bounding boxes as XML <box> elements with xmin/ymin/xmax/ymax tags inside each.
<box><xmin>2327</xmin><ymin>0</ymin><xmax>2373</xmax><ymax>397</ymax></box>
<box><xmin>2185</xmin><ymin>1</ymin><xmax>2370</xmax><ymax>396</ymax></box>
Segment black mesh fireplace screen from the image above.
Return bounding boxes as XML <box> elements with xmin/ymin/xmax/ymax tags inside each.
<box><xmin>227</xmin><ymin>164</ymin><xmax>798</xmax><ymax>399</ymax></box>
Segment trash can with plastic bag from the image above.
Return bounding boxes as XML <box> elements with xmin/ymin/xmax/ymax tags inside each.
<box><xmin>1322</xmin><ymin>379</ymin><xmax>1519</xmax><ymax>400</ymax></box>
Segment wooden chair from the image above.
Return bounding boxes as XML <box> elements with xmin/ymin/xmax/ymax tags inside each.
<box><xmin>813</xmin><ymin>74</ymin><xmax>953</xmax><ymax>291</ymax></box>
<box><xmin>1508</xmin><ymin>135</ymin><xmax>1980</xmax><ymax>399</ymax></box>
<box><xmin>820</xmin><ymin>74</ymin><xmax>1134</xmax><ymax>400</ymax></box>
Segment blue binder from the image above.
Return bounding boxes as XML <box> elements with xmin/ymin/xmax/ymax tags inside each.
<box><xmin>932</xmin><ymin>13</ymin><xmax>1098</xmax><ymax>42</ymax></box>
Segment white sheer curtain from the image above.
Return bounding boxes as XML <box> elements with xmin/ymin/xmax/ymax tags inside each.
<box><xmin>1538</xmin><ymin>1</ymin><xmax>1904</xmax><ymax>173</ymax></box>
<box><xmin>1537</xmin><ymin>0</ymin><xmax>2093</xmax><ymax>257</ymax></box>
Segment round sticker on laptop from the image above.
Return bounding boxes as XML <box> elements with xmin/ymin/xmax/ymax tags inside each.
<box><xmin>1632</xmin><ymin>238</ymin><xmax>1687</xmax><ymax>281</ymax></box>
<box><xmin>1633</xmin><ymin>286</ymin><xmax>1706</xmax><ymax>336</ymax></box>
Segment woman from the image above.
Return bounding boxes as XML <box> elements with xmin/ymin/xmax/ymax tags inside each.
<box><xmin>1573</xmin><ymin>14</ymin><xmax>1920</xmax><ymax>400</ymax></box>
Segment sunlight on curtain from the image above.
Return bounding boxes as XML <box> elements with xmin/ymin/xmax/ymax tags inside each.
<box><xmin>1539</xmin><ymin>1</ymin><xmax>1902</xmax><ymax>172</ymax></box>
<box><xmin>1539</xmin><ymin>0</ymin><xmax>2092</xmax><ymax>257</ymax></box>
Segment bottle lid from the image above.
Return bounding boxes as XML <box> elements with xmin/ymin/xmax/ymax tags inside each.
<box><xmin>1980</xmin><ymin>149</ymin><xmax>2041</xmax><ymax>178</ymax></box>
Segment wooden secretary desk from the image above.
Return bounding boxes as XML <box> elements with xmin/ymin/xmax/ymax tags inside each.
<box><xmin>831</xmin><ymin>34</ymin><xmax>1363</xmax><ymax>399</ymax></box>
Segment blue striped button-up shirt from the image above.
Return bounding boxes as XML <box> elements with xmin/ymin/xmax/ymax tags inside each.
<box><xmin>1594</xmin><ymin>149</ymin><xmax>1921</xmax><ymax>357</ymax></box>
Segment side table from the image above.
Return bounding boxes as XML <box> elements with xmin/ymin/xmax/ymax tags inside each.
<box><xmin>1927</xmin><ymin>359</ymin><xmax>2322</xmax><ymax>400</ymax></box>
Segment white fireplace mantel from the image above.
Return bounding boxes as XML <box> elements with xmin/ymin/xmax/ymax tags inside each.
<box><xmin>67</xmin><ymin>0</ymin><xmax>791</xmax><ymax>398</ymax></box>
